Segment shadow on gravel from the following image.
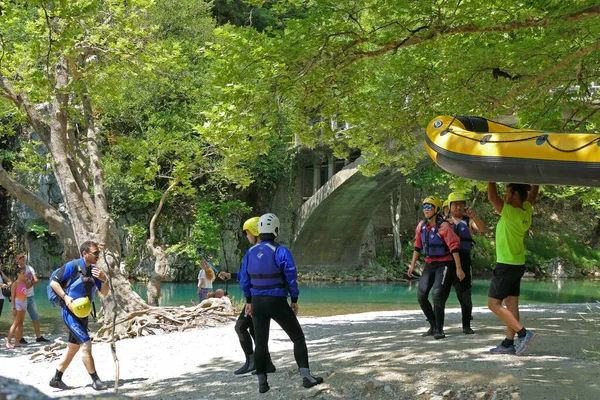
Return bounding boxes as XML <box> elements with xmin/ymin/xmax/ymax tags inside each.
<box><xmin>105</xmin><ymin>304</ymin><xmax>600</xmax><ymax>400</ymax></box>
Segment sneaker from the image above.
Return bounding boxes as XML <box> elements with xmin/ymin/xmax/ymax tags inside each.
<box><xmin>489</xmin><ymin>344</ymin><xmax>516</xmax><ymax>354</ymax></box>
<box><xmin>36</xmin><ymin>336</ymin><xmax>50</xmax><ymax>343</ymax></box>
<box><xmin>49</xmin><ymin>378</ymin><xmax>69</xmax><ymax>390</ymax></box>
<box><xmin>92</xmin><ymin>379</ymin><xmax>107</xmax><ymax>391</ymax></box>
<box><xmin>516</xmin><ymin>330</ymin><xmax>537</xmax><ymax>356</ymax></box>
<box><xmin>462</xmin><ymin>327</ymin><xmax>475</xmax><ymax>334</ymax></box>
<box><xmin>302</xmin><ymin>376</ymin><xmax>324</xmax><ymax>389</ymax></box>
<box><xmin>19</xmin><ymin>338</ymin><xmax>28</xmax><ymax>345</ymax></box>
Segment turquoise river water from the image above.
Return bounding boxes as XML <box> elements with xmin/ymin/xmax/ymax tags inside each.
<box><xmin>1</xmin><ymin>278</ymin><xmax>599</xmax><ymax>337</ymax></box>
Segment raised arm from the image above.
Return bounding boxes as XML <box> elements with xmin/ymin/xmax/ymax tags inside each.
<box><xmin>487</xmin><ymin>182</ymin><xmax>504</xmax><ymax>214</ymax></box>
<box><xmin>0</xmin><ymin>271</ymin><xmax>10</xmax><ymax>285</ymax></box>
<box><xmin>466</xmin><ymin>208</ymin><xmax>486</xmax><ymax>233</ymax></box>
<box><xmin>527</xmin><ymin>185</ymin><xmax>540</xmax><ymax>204</ymax></box>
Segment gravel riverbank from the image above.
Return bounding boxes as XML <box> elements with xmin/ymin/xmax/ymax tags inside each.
<box><xmin>1</xmin><ymin>303</ymin><xmax>599</xmax><ymax>399</ymax></box>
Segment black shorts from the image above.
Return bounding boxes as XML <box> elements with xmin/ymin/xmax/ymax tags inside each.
<box><xmin>488</xmin><ymin>263</ymin><xmax>525</xmax><ymax>300</ymax></box>
<box><xmin>67</xmin><ymin>315</ymin><xmax>89</xmax><ymax>344</ymax></box>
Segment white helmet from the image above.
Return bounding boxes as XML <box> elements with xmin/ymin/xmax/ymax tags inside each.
<box><xmin>258</xmin><ymin>213</ymin><xmax>280</xmax><ymax>237</ymax></box>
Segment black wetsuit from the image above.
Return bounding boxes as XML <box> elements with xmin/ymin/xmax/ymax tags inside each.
<box><xmin>230</xmin><ymin>271</ymin><xmax>272</xmax><ymax>363</ymax></box>
<box><xmin>231</xmin><ymin>271</ymin><xmax>257</xmax><ymax>357</ymax></box>
<box><xmin>252</xmin><ymin>296</ymin><xmax>309</xmax><ymax>373</ymax></box>
<box><xmin>453</xmin><ymin>251</ymin><xmax>473</xmax><ymax>327</ymax></box>
<box><xmin>417</xmin><ymin>261</ymin><xmax>456</xmax><ymax>330</ymax></box>
<box><xmin>240</xmin><ymin>242</ymin><xmax>310</xmax><ymax>375</ymax></box>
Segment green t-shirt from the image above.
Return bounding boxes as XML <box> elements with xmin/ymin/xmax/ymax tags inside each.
<box><xmin>495</xmin><ymin>201</ymin><xmax>533</xmax><ymax>265</ymax></box>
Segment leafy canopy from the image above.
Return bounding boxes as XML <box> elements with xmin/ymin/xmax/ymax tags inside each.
<box><xmin>203</xmin><ymin>1</ymin><xmax>600</xmax><ymax>176</ymax></box>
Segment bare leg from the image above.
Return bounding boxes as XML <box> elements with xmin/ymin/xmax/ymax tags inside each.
<box><xmin>80</xmin><ymin>341</ymin><xmax>97</xmax><ymax>374</ymax></box>
<box><xmin>6</xmin><ymin>321</ymin><xmax>15</xmax><ymax>347</ymax></box>
<box><xmin>503</xmin><ymin>296</ymin><xmax>520</xmax><ymax>339</ymax></box>
<box><xmin>488</xmin><ymin>297</ymin><xmax>523</xmax><ymax>333</ymax></box>
<box><xmin>57</xmin><ymin>343</ymin><xmax>81</xmax><ymax>373</ymax></box>
<box><xmin>14</xmin><ymin>311</ymin><xmax>25</xmax><ymax>345</ymax></box>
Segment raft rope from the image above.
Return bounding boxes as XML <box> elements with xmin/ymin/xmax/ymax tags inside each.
<box><xmin>446</xmin><ymin>128</ymin><xmax>600</xmax><ymax>153</ymax></box>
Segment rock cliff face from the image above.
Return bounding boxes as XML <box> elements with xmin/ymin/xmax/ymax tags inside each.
<box><xmin>10</xmin><ymin>164</ymin><xmax>65</xmax><ymax>277</ymax></box>
<box><xmin>545</xmin><ymin>257</ymin><xmax>579</xmax><ymax>278</ymax></box>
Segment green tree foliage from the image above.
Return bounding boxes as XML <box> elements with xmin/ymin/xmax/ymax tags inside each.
<box><xmin>0</xmin><ymin>0</ymin><xmax>174</xmax><ymax>256</ymax></box>
<box><xmin>98</xmin><ymin>0</ymin><xmax>293</xmax><ymax>276</ymax></box>
<box><xmin>211</xmin><ymin>0</ymin><xmax>280</xmax><ymax>31</ymax></box>
<box><xmin>204</xmin><ymin>1</ymin><xmax>600</xmax><ymax>176</ymax></box>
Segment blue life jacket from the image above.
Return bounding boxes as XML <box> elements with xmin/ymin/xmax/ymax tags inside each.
<box><xmin>62</xmin><ymin>258</ymin><xmax>99</xmax><ymax>301</ymax></box>
<box><xmin>247</xmin><ymin>242</ymin><xmax>285</xmax><ymax>291</ymax></box>
<box><xmin>452</xmin><ymin>216</ymin><xmax>476</xmax><ymax>253</ymax></box>
<box><xmin>240</xmin><ymin>242</ymin><xmax>300</xmax><ymax>301</ymax></box>
<box><xmin>421</xmin><ymin>216</ymin><xmax>451</xmax><ymax>258</ymax></box>
<box><xmin>47</xmin><ymin>260</ymin><xmax>82</xmax><ymax>307</ymax></box>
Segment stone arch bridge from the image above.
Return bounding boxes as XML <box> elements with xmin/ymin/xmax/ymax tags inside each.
<box><xmin>291</xmin><ymin>157</ymin><xmax>410</xmax><ymax>270</ymax></box>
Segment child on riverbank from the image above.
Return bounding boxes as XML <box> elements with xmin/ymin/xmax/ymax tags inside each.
<box><xmin>6</xmin><ymin>267</ymin><xmax>28</xmax><ymax>348</ymax></box>
<box><xmin>197</xmin><ymin>261</ymin><xmax>215</xmax><ymax>302</ymax></box>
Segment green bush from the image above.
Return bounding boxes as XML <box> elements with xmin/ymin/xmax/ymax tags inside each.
<box><xmin>470</xmin><ymin>236</ymin><xmax>496</xmax><ymax>273</ymax></box>
<box><xmin>374</xmin><ymin>245</ymin><xmax>406</xmax><ymax>276</ymax></box>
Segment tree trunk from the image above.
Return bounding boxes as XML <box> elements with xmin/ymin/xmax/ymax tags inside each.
<box><xmin>390</xmin><ymin>186</ymin><xmax>403</xmax><ymax>261</ymax></box>
<box><xmin>145</xmin><ymin>180</ymin><xmax>179</xmax><ymax>306</ymax></box>
<box><xmin>0</xmin><ymin>59</ymin><xmax>150</xmax><ymax>337</ymax></box>
<box><xmin>146</xmin><ymin>244</ymin><xmax>169</xmax><ymax>306</ymax></box>
<box><xmin>590</xmin><ymin>217</ymin><xmax>600</xmax><ymax>248</ymax></box>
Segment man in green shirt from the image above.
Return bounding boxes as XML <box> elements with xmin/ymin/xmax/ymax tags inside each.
<box><xmin>487</xmin><ymin>182</ymin><xmax>539</xmax><ymax>356</ymax></box>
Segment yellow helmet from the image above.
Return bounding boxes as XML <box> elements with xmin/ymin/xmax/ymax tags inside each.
<box><xmin>422</xmin><ymin>196</ymin><xmax>442</xmax><ymax>213</ymax></box>
<box><xmin>71</xmin><ymin>297</ymin><xmax>91</xmax><ymax>319</ymax></box>
<box><xmin>448</xmin><ymin>192</ymin><xmax>467</xmax><ymax>206</ymax></box>
<box><xmin>442</xmin><ymin>199</ymin><xmax>450</xmax><ymax>209</ymax></box>
<box><xmin>242</xmin><ymin>217</ymin><xmax>260</xmax><ymax>237</ymax></box>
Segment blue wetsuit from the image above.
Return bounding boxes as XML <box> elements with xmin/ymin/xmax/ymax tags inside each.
<box><xmin>52</xmin><ymin>257</ymin><xmax>102</xmax><ymax>344</ymax></box>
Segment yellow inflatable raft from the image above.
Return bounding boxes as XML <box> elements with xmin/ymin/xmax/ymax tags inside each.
<box><xmin>425</xmin><ymin>115</ymin><xmax>600</xmax><ymax>187</ymax></box>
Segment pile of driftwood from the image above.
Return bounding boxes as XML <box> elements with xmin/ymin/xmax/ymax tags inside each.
<box><xmin>95</xmin><ymin>298</ymin><xmax>237</xmax><ymax>341</ymax></box>
<box><xmin>29</xmin><ymin>338</ymin><xmax>68</xmax><ymax>361</ymax></box>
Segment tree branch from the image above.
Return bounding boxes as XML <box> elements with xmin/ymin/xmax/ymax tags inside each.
<box><xmin>0</xmin><ymin>164</ymin><xmax>76</xmax><ymax>251</ymax></box>
<box><xmin>148</xmin><ymin>179</ymin><xmax>180</xmax><ymax>247</ymax></box>
<box><xmin>0</xmin><ymin>73</ymin><xmax>51</xmax><ymax>144</ymax></box>
<box><xmin>568</xmin><ymin>105</ymin><xmax>600</xmax><ymax>132</ymax></box>
<box><xmin>41</xmin><ymin>4</ymin><xmax>54</xmax><ymax>80</ymax></box>
<box><xmin>81</xmin><ymin>87</ymin><xmax>111</xmax><ymax>245</ymax></box>
<box><xmin>492</xmin><ymin>42</ymin><xmax>600</xmax><ymax>108</ymax></box>
<box><xmin>305</xmin><ymin>4</ymin><xmax>600</xmax><ymax>78</ymax></box>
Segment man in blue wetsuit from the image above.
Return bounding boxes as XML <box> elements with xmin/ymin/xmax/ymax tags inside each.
<box><xmin>239</xmin><ymin>213</ymin><xmax>323</xmax><ymax>394</ymax></box>
<box><xmin>49</xmin><ymin>241</ymin><xmax>109</xmax><ymax>390</ymax></box>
